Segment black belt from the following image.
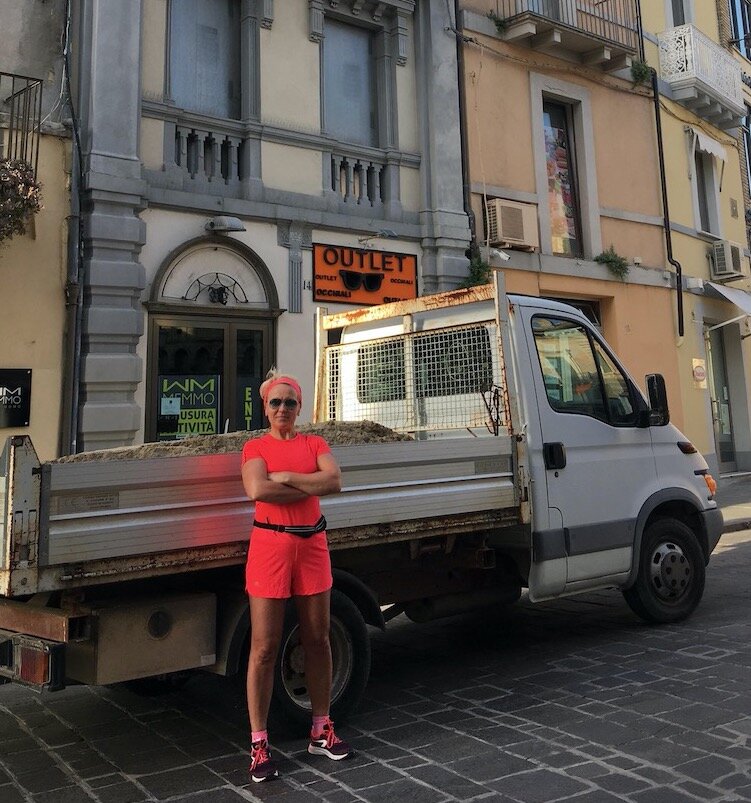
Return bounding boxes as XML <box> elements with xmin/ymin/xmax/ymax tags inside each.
<box><xmin>253</xmin><ymin>515</ymin><xmax>327</xmax><ymax>539</ymax></box>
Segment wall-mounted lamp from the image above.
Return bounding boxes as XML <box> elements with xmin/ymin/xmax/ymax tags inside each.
<box><xmin>205</xmin><ymin>216</ymin><xmax>246</xmax><ymax>233</ymax></box>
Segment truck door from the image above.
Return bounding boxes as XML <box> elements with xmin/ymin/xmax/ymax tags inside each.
<box><xmin>524</xmin><ymin>312</ymin><xmax>657</xmax><ymax>591</ymax></box>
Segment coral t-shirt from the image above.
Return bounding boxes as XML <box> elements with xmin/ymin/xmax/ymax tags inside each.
<box><xmin>241</xmin><ymin>433</ymin><xmax>331</xmax><ymax>527</ymax></box>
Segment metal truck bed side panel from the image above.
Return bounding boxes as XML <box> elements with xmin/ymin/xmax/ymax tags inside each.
<box><xmin>1</xmin><ymin>438</ymin><xmax>41</xmax><ymax>597</ymax></box>
<box><xmin>39</xmin><ymin>437</ymin><xmax>517</xmax><ymax>574</ymax></box>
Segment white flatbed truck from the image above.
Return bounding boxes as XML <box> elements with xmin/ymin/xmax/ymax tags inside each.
<box><xmin>0</xmin><ymin>276</ymin><xmax>722</xmax><ymax>727</ymax></box>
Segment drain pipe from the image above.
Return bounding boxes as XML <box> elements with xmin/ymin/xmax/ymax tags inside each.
<box><xmin>635</xmin><ymin>0</ymin><xmax>645</xmax><ymax>61</ymax></box>
<box><xmin>60</xmin><ymin>140</ymin><xmax>83</xmax><ymax>455</ymax></box>
<box><xmin>60</xmin><ymin>0</ymin><xmax>84</xmax><ymax>454</ymax></box>
<box><xmin>651</xmin><ymin>67</ymin><xmax>684</xmax><ymax>337</ymax></box>
<box><xmin>454</xmin><ymin>0</ymin><xmax>479</xmax><ymax>259</ymax></box>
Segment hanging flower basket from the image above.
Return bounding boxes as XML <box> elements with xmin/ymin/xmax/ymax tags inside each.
<box><xmin>0</xmin><ymin>159</ymin><xmax>42</xmax><ymax>243</ymax></box>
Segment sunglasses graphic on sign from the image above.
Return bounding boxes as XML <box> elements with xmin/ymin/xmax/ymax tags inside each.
<box><xmin>339</xmin><ymin>270</ymin><xmax>385</xmax><ymax>292</ymax></box>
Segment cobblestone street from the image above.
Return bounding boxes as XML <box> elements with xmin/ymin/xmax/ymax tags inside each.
<box><xmin>1</xmin><ymin>530</ymin><xmax>750</xmax><ymax>802</ymax></box>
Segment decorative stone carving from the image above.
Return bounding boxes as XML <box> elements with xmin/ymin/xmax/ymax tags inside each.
<box><xmin>309</xmin><ymin>0</ymin><xmax>325</xmax><ymax>42</ymax></box>
<box><xmin>260</xmin><ymin>0</ymin><xmax>274</xmax><ymax>28</ymax></box>
<box><xmin>277</xmin><ymin>222</ymin><xmax>313</xmax><ymax>314</ymax></box>
<box><xmin>396</xmin><ymin>10</ymin><xmax>408</xmax><ymax>66</ymax></box>
<box><xmin>308</xmin><ymin>0</ymin><xmax>414</xmax><ymax>62</ymax></box>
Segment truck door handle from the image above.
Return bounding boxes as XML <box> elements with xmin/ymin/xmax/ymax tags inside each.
<box><xmin>543</xmin><ymin>442</ymin><xmax>566</xmax><ymax>470</ymax></box>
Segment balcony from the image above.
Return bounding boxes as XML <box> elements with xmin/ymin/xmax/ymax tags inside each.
<box><xmin>495</xmin><ymin>0</ymin><xmax>639</xmax><ymax>71</ymax></box>
<box><xmin>142</xmin><ymin>102</ymin><xmax>418</xmax><ymax>222</ymax></box>
<box><xmin>0</xmin><ymin>72</ymin><xmax>43</xmax><ymax>180</ymax></box>
<box><xmin>658</xmin><ymin>25</ymin><xmax>744</xmax><ymax>130</ymax></box>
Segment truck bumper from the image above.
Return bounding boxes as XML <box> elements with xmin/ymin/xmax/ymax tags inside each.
<box><xmin>702</xmin><ymin>507</ymin><xmax>724</xmax><ymax>558</ymax></box>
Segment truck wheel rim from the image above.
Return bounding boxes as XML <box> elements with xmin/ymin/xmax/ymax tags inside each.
<box><xmin>649</xmin><ymin>541</ymin><xmax>691</xmax><ymax>601</ymax></box>
<box><xmin>280</xmin><ymin>617</ymin><xmax>354</xmax><ymax>711</ymax></box>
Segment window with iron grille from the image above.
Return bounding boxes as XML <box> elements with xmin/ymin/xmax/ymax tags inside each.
<box><xmin>414</xmin><ymin>328</ymin><xmax>493</xmax><ymax>398</ymax></box>
<box><xmin>325</xmin><ymin>324</ymin><xmax>503</xmax><ymax>433</ymax></box>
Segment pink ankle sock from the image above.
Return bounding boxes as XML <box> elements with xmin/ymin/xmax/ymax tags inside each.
<box><xmin>311</xmin><ymin>715</ymin><xmax>328</xmax><ymax>735</ymax></box>
<box><xmin>251</xmin><ymin>729</ymin><xmax>268</xmax><ymax>744</ymax></box>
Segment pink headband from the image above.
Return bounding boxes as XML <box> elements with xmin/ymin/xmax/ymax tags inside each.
<box><xmin>263</xmin><ymin>376</ymin><xmax>302</xmax><ymax>407</ymax></box>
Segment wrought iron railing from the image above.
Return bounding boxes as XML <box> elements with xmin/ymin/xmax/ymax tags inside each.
<box><xmin>658</xmin><ymin>24</ymin><xmax>744</xmax><ymax>113</ymax></box>
<box><xmin>496</xmin><ymin>0</ymin><xmax>639</xmax><ymax>51</ymax></box>
<box><xmin>0</xmin><ymin>72</ymin><xmax>43</xmax><ymax>180</ymax></box>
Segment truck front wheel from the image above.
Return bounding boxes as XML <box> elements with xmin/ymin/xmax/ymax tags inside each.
<box><xmin>269</xmin><ymin>589</ymin><xmax>370</xmax><ymax>732</ymax></box>
<box><xmin>623</xmin><ymin>517</ymin><xmax>705</xmax><ymax>624</ymax></box>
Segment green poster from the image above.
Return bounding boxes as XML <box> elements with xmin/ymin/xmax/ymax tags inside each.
<box><xmin>157</xmin><ymin>375</ymin><xmax>220</xmax><ymax>440</ymax></box>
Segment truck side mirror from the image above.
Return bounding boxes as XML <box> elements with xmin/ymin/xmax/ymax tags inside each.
<box><xmin>645</xmin><ymin>373</ymin><xmax>670</xmax><ymax>426</ymax></box>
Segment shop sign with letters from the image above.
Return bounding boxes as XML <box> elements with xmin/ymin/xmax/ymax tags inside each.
<box><xmin>0</xmin><ymin>369</ymin><xmax>32</xmax><ymax>428</ymax></box>
<box><xmin>313</xmin><ymin>244</ymin><xmax>418</xmax><ymax>305</ymax></box>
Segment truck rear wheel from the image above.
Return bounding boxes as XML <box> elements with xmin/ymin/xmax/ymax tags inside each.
<box><xmin>269</xmin><ymin>589</ymin><xmax>370</xmax><ymax>733</ymax></box>
<box><xmin>623</xmin><ymin>518</ymin><xmax>705</xmax><ymax>624</ymax></box>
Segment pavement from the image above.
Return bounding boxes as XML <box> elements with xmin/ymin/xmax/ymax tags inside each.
<box><xmin>714</xmin><ymin>472</ymin><xmax>751</xmax><ymax>532</ymax></box>
<box><xmin>0</xmin><ymin>477</ymin><xmax>749</xmax><ymax>802</ymax></box>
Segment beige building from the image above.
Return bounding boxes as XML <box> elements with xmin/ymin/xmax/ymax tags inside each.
<box><xmin>640</xmin><ymin>0</ymin><xmax>751</xmax><ymax>474</ymax></box>
<box><xmin>1</xmin><ymin>0</ymin><xmax>71</xmax><ymax>462</ymax></box>
<box><xmin>459</xmin><ymin>0</ymin><xmax>751</xmax><ymax>474</ymax></box>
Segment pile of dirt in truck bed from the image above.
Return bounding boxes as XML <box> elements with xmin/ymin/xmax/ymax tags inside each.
<box><xmin>53</xmin><ymin>421</ymin><xmax>411</xmax><ymax>463</ymax></box>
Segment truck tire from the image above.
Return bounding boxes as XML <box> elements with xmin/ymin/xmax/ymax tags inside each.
<box><xmin>269</xmin><ymin>589</ymin><xmax>370</xmax><ymax>733</ymax></box>
<box><xmin>623</xmin><ymin>518</ymin><xmax>705</xmax><ymax>624</ymax></box>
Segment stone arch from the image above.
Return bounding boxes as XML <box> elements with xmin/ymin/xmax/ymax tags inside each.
<box><xmin>150</xmin><ymin>235</ymin><xmax>280</xmax><ymax>311</ymax></box>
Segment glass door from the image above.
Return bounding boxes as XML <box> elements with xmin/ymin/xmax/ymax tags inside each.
<box><xmin>233</xmin><ymin>327</ymin><xmax>265</xmax><ymax>432</ymax></box>
<box><xmin>149</xmin><ymin>316</ymin><xmax>272</xmax><ymax>441</ymax></box>
<box><xmin>706</xmin><ymin>329</ymin><xmax>737</xmax><ymax>473</ymax></box>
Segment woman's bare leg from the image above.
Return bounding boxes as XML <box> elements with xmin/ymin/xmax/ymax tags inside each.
<box><xmin>294</xmin><ymin>590</ymin><xmax>332</xmax><ymax>717</ymax></box>
<box><xmin>246</xmin><ymin>597</ymin><xmax>286</xmax><ymax>731</ymax></box>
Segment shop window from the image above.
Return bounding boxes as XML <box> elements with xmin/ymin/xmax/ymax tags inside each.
<box><xmin>147</xmin><ymin>240</ymin><xmax>280</xmax><ymax>442</ymax></box>
<box><xmin>169</xmin><ymin>0</ymin><xmax>241</xmax><ymax>119</ymax></box>
<box><xmin>151</xmin><ymin>319</ymin><xmax>271</xmax><ymax>441</ymax></box>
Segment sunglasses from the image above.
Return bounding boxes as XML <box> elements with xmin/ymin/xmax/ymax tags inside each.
<box><xmin>339</xmin><ymin>270</ymin><xmax>384</xmax><ymax>292</ymax></box>
<box><xmin>268</xmin><ymin>398</ymin><xmax>299</xmax><ymax>410</ymax></box>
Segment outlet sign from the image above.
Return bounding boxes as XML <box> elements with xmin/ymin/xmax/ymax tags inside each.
<box><xmin>313</xmin><ymin>244</ymin><xmax>418</xmax><ymax>306</ymax></box>
<box><xmin>0</xmin><ymin>369</ymin><xmax>32</xmax><ymax>428</ymax></box>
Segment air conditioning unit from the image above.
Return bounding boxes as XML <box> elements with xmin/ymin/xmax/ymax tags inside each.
<box><xmin>486</xmin><ymin>199</ymin><xmax>539</xmax><ymax>251</ymax></box>
<box><xmin>710</xmin><ymin>240</ymin><xmax>746</xmax><ymax>280</ymax></box>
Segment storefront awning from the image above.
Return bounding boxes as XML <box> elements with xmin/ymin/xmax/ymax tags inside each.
<box><xmin>705</xmin><ymin>282</ymin><xmax>751</xmax><ymax>331</ymax></box>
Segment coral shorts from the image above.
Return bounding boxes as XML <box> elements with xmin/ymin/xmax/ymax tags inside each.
<box><xmin>245</xmin><ymin>528</ymin><xmax>333</xmax><ymax>598</ymax></box>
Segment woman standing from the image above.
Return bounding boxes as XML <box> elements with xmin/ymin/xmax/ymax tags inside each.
<box><xmin>241</xmin><ymin>371</ymin><xmax>352</xmax><ymax>783</ymax></box>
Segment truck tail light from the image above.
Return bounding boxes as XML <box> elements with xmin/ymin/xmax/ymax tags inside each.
<box><xmin>0</xmin><ymin>631</ymin><xmax>65</xmax><ymax>691</ymax></box>
<box><xmin>19</xmin><ymin>646</ymin><xmax>49</xmax><ymax>685</ymax></box>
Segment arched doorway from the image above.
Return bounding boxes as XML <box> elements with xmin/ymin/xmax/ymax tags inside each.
<box><xmin>146</xmin><ymin>237</ymin><xmax>281</xmax><ymax>441</ymax></box>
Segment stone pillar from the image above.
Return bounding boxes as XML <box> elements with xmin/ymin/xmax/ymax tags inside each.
<box><xmin>415</xmin><ymin>0</ymin><xmax>471</xmax><ymax>292</ymax></box>
<box><xmin>76</xmin><ymin>0</ymin><xmax>147</xmax><ymax>449</ymax></box>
